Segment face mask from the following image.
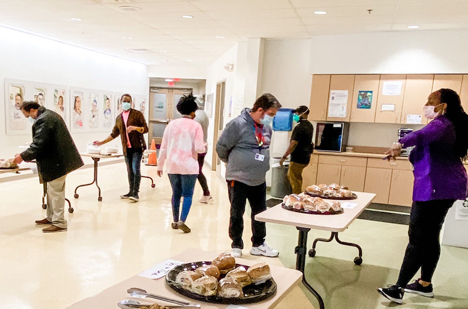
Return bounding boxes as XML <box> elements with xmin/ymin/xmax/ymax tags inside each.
<box><xmin>293</xmin><ymin>114</ymin><xmax>300</xmax><ymax>122</ymax></box>
<box><xmin>260</xmin><ymin>114</ymin><xmax>274</xmax><ymax>126</ymax></box>
<box><xmin>423</xmin><ymin>105</ymin><xmax>441</xmax><ymax>119</ymax></box>
<box><xmin>28</xmin><ymin>116</ymin><xmax>34</xmax><ymax>123</ymax></box>
<box><xmin>122</xmin><ymin>102</ymin><xmax>131</xmax><ymax>111</ymax></box>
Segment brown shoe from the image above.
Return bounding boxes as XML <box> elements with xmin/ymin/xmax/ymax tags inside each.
<box><xmin>35</xmin><ymin>218</ymin><xmax>51</xmax><ymax>225</ymax></box>
<box><xmin>42</xmin><ymin>225</ymin><xmax>67</xmax><ymax>233</ymax></box>
<box><xmin>171</xmin><ymin>222</ymin><xmax>178</xmax><ymax>230</ymax></box>
<box><xmin>177</xmin><ymin>221</ymin><xmax>191</xmax><ymax>233</ymax></box>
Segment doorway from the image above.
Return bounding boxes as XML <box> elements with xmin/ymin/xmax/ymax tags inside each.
<box><xmin>212</xmin><ymin>81</ymin><xmax>226</xmax><ymax>177</ymax></box>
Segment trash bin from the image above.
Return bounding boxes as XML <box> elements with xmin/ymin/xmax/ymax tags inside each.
<box><xmin>270</xmin><ymin>161</ymin><xmax>292</xmax><ymax>199</ymax></box>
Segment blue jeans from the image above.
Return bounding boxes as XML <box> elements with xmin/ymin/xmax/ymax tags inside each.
<box><xmin>168</xmin><ymin>174</ymin><xmax>197</xmax><ymax>223</ymax></box>
<box><xmin>125</xmin><ymin>148</ymin><xmax>143</xmax><ymax>195</ymax></box>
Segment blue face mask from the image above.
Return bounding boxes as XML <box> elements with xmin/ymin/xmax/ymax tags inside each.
<box><xmin>122</xmin><ymin>102</ymin><xmax>131</xmax><ymax>111</ymax></box>
<box><xmin>293</xmin><ymin>114</ymin><xmax>300</xmax><ymax>122</ymax></box>
<box><xmin>28</xmin><ymin>116</ymin><xmax>34</xmax><ymax>123</ymax></box>
<box><xmin>261</xmin><ymin>114</ymin><xmax>274</xmax><ymax>126</ymax></box>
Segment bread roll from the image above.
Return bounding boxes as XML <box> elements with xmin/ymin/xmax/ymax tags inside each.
<box><xmin>298</xmin><ymin>192</ymin><xmax>308</xmax><ymax>199</ymax></box>
<box><xmin>339</xmin><ymin>189</ymin><xmax>353</xmax><ymax>198</ymax></box>
<box><xmin>192</xmin><ymin>276</ymin><xmax>218</xmax><ymax>296</ymax></box>
<box><xmin>330</xmin><ymin>201</ymin><xmax>343</xmax><ymax>213</ymax></box>
<box><xmin>293</xmin><ymin>201</ymin><xmax>304</xmax><ymax>210</ymax></box>
<box><xmin>306</xmin><ymin>185</ymin><xmax>322</xmax><ymax>195</ymax></box>
<box><xmin>226</xmin><ymin>266</ymin><xmax>251</xmax><ymax>287</ymax></box>
<box><xmin>175</xmin><ymin>270</ymin><xmax>202</xmax><ymax>288</ymax></box>
<box><xmin>323</xmin><ymin>189</ymin><xmax>335</xmax><ymax>197</ymax></box>
<box><xmin>317</xmin><ymin>184</ymin><xmax>328</xmax><ymax>190</ymax></box>
<box><xmin>328</xmin><ymin>183</ymin><xmax>341</xmax><ymax>190</ymax></box>
<box><xmin>333</xmin><ymin>190</ymin><xmax>345</xmax><ymax>198</ymax></box>
<box><xmin>304</xmin><ymin>202</ymin><xmax>317</xmax><ymax>212</ymax></box>
<box><xmin>212</xmin><ymin>252</ymin><xmax>236</xmax><ymax>274</ymax></box>
<box><xmin>218</xmin><ymin>277</ymin><xmax>244</xmax><ymax>298</ymax></box>
<box><xmin>195</xmin><ymin>264</ymin><xmax>220</xmax><ymax>279</ymax></box>
<box><xmin>317</xmin><ymin>202</ymin><xmax>331</xmax><ymax>213</ymax></box>
<box><xmin>283</xmin><ymin>194</ymin><xmax>302</xmax><ymax>207</ymax></box>
<box><xmin>247</xmin><ymin>262</ymin><xmax>271</xmax><ymax>284</ymax></box>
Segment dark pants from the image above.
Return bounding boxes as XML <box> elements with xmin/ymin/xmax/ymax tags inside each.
<box><xmin>125</xmin><ymin>148</ymin><xmax>143</xmax><ymax>194</ymax></box>
<box><xmin>197</xmin><ymin>153</ymin><xmax>210</xmax><ymax>196</ymax></box>
<box><xmin>396</xmin><ymin>199</ymin><xmax>455</xmax><ymax>287</ymax></box>
<box><xmin>228</xmin><ymin>180</ymin><xmax>266</xmax><ymax>249</ymax></box>
<box><xmin>168</xmin><ymin>174</ymin><xmax>197</xmax><ymax>223</ymax></box>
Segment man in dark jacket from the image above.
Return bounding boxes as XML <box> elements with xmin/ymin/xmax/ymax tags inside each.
<box><xmin>216</xmin><ymin>93</ymin><xmax>281</xmax><ymax>258</ymax></box>
<box><xmin>94</xmin><ymin>94</ymin><xmax>148</xmax><ymax>202</ymax></box>
<box><xmin>14</xmin><ymin>101</ymin><xmax>84</xmax><ymax>233</ymax></box>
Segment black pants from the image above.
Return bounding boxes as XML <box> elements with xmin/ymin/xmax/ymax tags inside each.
<box><xmin>197</xmin><ymin>153</ymin><xmax>210</xmax><ymax>196</ymax></box>
<box><xmin>396</xmin><ymin>199</ymin><xmax>455</xmax><ymax>287</ymax></box>
<box><xmin>228</xmin><ymin>180</ymin><xmax>266</xmax><ymax>249</ymax></box>
<box><xmin>125</xmin><ymin>148</ymin><xmax>143</xmax><ymax>194</ymax></box>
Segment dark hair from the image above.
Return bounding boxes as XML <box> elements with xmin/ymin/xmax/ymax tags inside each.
<box><xmin>121</xmin><ymin>93</ymin><xmax>132</xmax><ymax>102</ymax></box>
<box><xmin>21</xmin><ymin>101</ymin><xmax>41</xmax><ymax>111</ymax></box>
<box><xmin>15</xmin><ymin>93</ymin><xmax>22</xmax><ymax>99</ymax></box>
<box><xmin>439</xmin><ymin>88</ymin><xmax>468</xmax><ymax>159</ymax></box>
<box><xmin>74</xmin><ymin>96</ymin><xmax>81</xmax><ymax>110</ymax></box>
<box><xmin>177</xmin><ymin>93</ymin><xmax>198</xmax><ymax>115</ymax></box>
<box><xmin>295</xmin><ymin>105</ymin><xmax>309</xmax><ymax>115</ymax></box>
<box><xmin>252</xmin><ymin>93</ymin><xmax>282</xmax><ymax>112</ymax></box>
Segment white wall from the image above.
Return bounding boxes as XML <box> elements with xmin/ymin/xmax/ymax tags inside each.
<box><xmin>147</xmin><ymin>65</ymin><xmax>207</xmax><ymax>80</ymax></box>
<box><xmin>0</xmin><ymin>27</ymin><xmax>148</xmax><ymax>159</ymax></box>
<box><xmin>261</xmin><ymin>39</ymin><xmax>312</xmax><ymax>109</ymax></box>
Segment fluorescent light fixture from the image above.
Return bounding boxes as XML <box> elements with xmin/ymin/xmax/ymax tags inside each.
<box><xmin>182</xmin><ymin>15</ymin><xmax>193</xmax><ymax>19</ymax></box>
<box><xmin>186</xmin><ymin>59</ymin><xmax>192</xmax><ymax>62</ymax></box>
<box><xmin>408</xmin><ymin>25</ymin><xmax>420</xmax><ymax>29</ymax></box>
<box><xmin>165</xmin><ymin>79</ymin><xmax>174</xmax><ymax>82</ymax></box>
<box><xmin>119</xmin><ymin>6</ymin><xmax>142</xmax><ymax>12</ymax></box>
<box><xmin>314</xmin><ymin>11</ymin><xmax>327</xmax><ymax>15</ymax></box>
<box><xmin>215</xmin><ymin>36</ymin><xmax>225</xmax><ymax>39</ymax></box>
<box><xmin>160</xmin><ymin>50</ymin><xmax>167</xmax><ymax>53</ymax></box>
<box><xmin>70</xmin><ymin>18</ymin><xmax>82</xmax><ymax>21</ymax></box>
<box><xmin>122</xmin><ymin>37</ymin><xmax>132</xmax><ymax>40</ymax></box>
<box><xmin>126</xmin><ymin>48</ymin><xmax>148</xmax><ymax>53</ymax></box>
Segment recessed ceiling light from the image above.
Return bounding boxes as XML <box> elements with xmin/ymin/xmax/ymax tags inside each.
<box><xmin>126</xmin><ymin>48</ymin><xmax>148</xmax><ymax>53</ymax></box>
<box><xmin>119</xmin><ymin>6</ymin><xmax>142</xmax><ymax>12</ymax></box>
<box><xmin>122</xmin><ymin>37</ymin><xmax>132</xmax><ymax>40</ymax></box>
<box><xmin>165</xmin><ymin>79</ymin><xmax>174</xmax><ymax>82</ymax></box>
<box><xmin>314</xmin><ymin>11</ymin><xmax>327</xmax><ymax>15</ymax></box>
<box><xmin>182</xmin><ymin>15</ymin><xmax>193</xmax><ymax>19</ymax></box>
<box><xmin>70</xmin><ymin>18</ymin><xmax>82</xmax><ymax>21</ymax></box>
<box><xmin>408</xmin><ymin>25</ymin><xmax>420</xmax><ymax>29</ymax></box>
<box><xmin>186</xmin><ymin>59</ymin><xmax>192</xmax><ymax>62</ymax></box>
<box><xmin>160</xmin><ymin>50</ymin><xmax>167</xmax><ymax>53</ymax></box>
<box><xmin>216</xmin><ymin>36</ymin><xmax>225</xmax><ymax>39</ymax></box>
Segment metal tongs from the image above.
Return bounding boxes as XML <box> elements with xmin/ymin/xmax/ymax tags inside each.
<box><xmin>127</xmin><ymin>287</ymin><xmax>200</xmax><ymax>308</ymax></box>
<box><xmin>118</xmin><ymin>299</ymin><xmax>201</xmax><ymax>308</ymax></box>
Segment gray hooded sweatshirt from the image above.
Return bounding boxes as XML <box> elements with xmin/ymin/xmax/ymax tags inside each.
<box><xmin>216</xmin><ymin>108</ymin><xmax>272</xmax><ymax>186</ymax></box>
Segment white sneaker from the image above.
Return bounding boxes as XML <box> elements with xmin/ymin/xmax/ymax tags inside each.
<box><xmin>250</xmin><ymin>242</ymin><xmax>279</xmax><ymax>257</ymax></box>
<box><xmin>199</xmin><ymin>195</ymin><xmax>213</xmax><ymax>203</ymax></box>
<box><xmin>231</xmin><ymin>248</ymin><xmax>242</xmax><ymax>258</ymax></box>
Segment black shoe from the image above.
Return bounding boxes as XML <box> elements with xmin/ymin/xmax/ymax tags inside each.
<box><xmin>378</xmin><ymin>285</ymin><xmax>404</xmax><ymax>304</ymax></box>
<box><xmin>120</xmin><ymin>192</ymin><xmax>132</xmax><ymax>199</ymax></box>
<box><xmin>129</xmin><ymin>193</ymin><xmax>139</xmax><ymax>202</ymax></box>
<box><xmin>405</xmin><ymin>279</ymin><xmax>434</xmax><ymax>298</ymax></box>
<box><xmin>171</xmin><ymin>222</ymin><xmax>178</xmax><ymax>229</ymax></box>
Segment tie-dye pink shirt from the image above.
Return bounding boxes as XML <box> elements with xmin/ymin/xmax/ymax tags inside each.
<box><xmin>157</xmin><ymin>117</ymin><xmax>206</xmax><ymax>175</ymax></box>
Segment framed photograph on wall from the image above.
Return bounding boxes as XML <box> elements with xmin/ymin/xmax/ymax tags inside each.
<box><xmin>206</xmin><ymin>93</ymin><xmax>214</xmax><ymax>118</ymax></box>
<box><xmin>102</xmin><ymin>93</ymin><xmax>113</xmax><ymax>129</ymax></box>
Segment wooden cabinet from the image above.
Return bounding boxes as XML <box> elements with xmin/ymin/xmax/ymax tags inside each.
<box><xmin>326</xmin><ymin>75</ymin><xmax>355</xmax><ymax>122</ymax></box>
<box><xmin>388</xmin><ymin>170</ymin><xmax>414</xmax><ymax>207</ymax></box>
<box><xmin>341</xmin><ymin>165</ymin><xmax>366</xmax><ymax>191</ymax></box>
<box><xmin>432</xmin><ymin>75</ymin><xmax>463</xmax><ymax>93</ymax></box>
<box><xmin>364</xmin><ymin>168</ymin><xmax>392</xmax><ymax>204</ymax></box>
<box><xmin>302</xmin><ymin>163</ymin><xmax>318</xmax><ymax>191</ymax></box>
<box><xmin>459</xmin><ymin>75</ymin><xmax>468</xmax><ymax>113</ymax></box>
<box><xmin>309</xmin><ymin>75</ymin><xmax>330</xmax><ymax>121</ymax></box>
<box><xmin>316</xmin><ymin>164</ymin><xmax>341</xmax><ymax>185</ymax></box>
<box><xmin>350</xmin><ymin>75</ymin><xmax>380</xmax><ymax>123</ymax></box>
<box><xmin>401</xmin><ymin>75</ymin><xmax>434</xmax><ymax>125</ymax></box>
<box><xmin>375</xmin><ymin>75</ymin><xmax>407</xmax><ymax>123</ymax></box>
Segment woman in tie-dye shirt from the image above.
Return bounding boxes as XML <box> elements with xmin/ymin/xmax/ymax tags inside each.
<box><xmin>157</xmin><ymin>93</ymin><xmax>206</xmax><ymax>233</ymax></box>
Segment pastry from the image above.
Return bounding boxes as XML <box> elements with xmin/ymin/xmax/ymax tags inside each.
<box><xmin>247</xmin><ymin>262</ymin><xmax>271</xmax><ymax>284</ymax></box>
<box><xmin>212</xmin><ymin>252</ymin><xmax>236</xmax><ymax>274</ymax></box>
<box><xmin>304</xmin><ymin>202</ymin><xmax>317</xmax><ymax>212</ymax></box>
<box><xmin>298</xmin><ymin>192</ymin><xmax>309</xmax><ymax>199</ymax></box>
<box><xmin>330</xmin><ymin>201</ymin><xmax>343</xmax><ymax>213</ymax></box>
<box><xmin>175</xmin><ymin>270</ymin><xmax>203</xmax><ymax>288</ymax></box>
<box><xmin>226</xmin><ymin>266</ymin><xmax>251</xmax><ymax>287</ymax></box>
<box><xmin>195</xmin><ymin>264</ymin><xmax>220</xmax><ymax>279</ymax></box>
<box><xmin>316</xmin><ymin>202</ymin><xmax>331</xmax><ymax>213</ymax></box>
<box><xmin>283</xmin><ymin>194</ymin><xmax>302</xmax><ymax>207</ymax></box>
<box><xmin>306</xmin><ymin>185</ymin><xmax>322</xmax><ymax>195</ymax></box>
<box><xmin>328</xmin><ymin>183</ymin><xmax>341</xmax><ymax>190</ymax></box>
<box><xmin>333</xmin><ymin>190</ymin><xmax>345</xmax><ymax>198</ymax></box>
<box><xmin>0</xmin><ymin>158</ymin><xmax>17</xmax><ymax>169</ymax></box>
<box><xmin>218</xmin><ymin>277</ymin><xmax>244</xmax><ymax>298</ymax></box>
<box><xmin>192</xmin><ymin>276</ymin><xmax>218</xmax><ymax>296</ymax></box>
<box><xmin>323</xmin><ymin>189</ymin><xmax>335</xmax><ymax>197</ymax></box>
<box><xmin>339</xmin><ymin>189</ymin><xmax>353</xmax><ymax>198</ymax></box>
<box><xmin>317</xmin><ymin>184</ymin><xmax>328</xmax><ymax>190</ymax></box>
<box><xmin>293</xmin><ymin>201</ymin><xmax>304</xmax><ymax>210</ymax></box>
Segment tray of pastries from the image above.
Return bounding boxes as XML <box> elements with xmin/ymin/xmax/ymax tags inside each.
<box><xmin>165</xmin><ymin>252</ymin><xmax>276</xmax><ymax>304</ymax></box>
<box><xmin>305</xmin><ymin>183</ymin><xmax>357</xmax><ymax>200</ymax></box>
<box><xmin>282</xmin><ymin>193</ymin><xmax>344</xmax><ymax>215</ymax></box>
<box><xmin>0</xmin><ymin>158</ymin><xmax>18</xmax><ymax>169</ymax></box>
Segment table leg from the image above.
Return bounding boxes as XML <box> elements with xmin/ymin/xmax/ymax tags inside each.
<box><xmin>142</xmin><ymin>175</ymin><xmax>156</xmax><ymax>188</ymax></box>
<box><xmin>74</xmin><ymin>158</ymin><xmax>102</xmax><ymax>201</ymax></box>
<box><xmin>295</xmin><ymin>227</ymin><xmax>325</xmax><ymax>309</ymax></box>
<box><xmin>310</xmin><ymin>232</ymin><xmax>363</xmax><ymax>265</ymax></box>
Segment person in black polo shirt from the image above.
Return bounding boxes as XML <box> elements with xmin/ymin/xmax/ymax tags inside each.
<box><xmin>279</xmin><ymin>106</ymin><xmax>314</xmax><ymax>194</ymax></box>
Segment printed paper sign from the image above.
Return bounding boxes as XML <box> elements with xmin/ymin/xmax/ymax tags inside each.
<box><xmin>382</xmin><ymin>81</ymin><xmax>403</xmax><ymax>96</ymax></box>
<box><xmin>381</xmin><ymin>104</ymin><xmax>395</xmax><ymax>112</ymax></box>
<box><xmin>357</xmin><ymin>91</ymin><xmax>373</xmax><ymax>109</ymax></box>
<box><xmin>455</xmin><ymin>200</ymin><xmax>468</xmax><ymax>221</ymax></box>
<box><xmin>406</xmin><ymin>114</ymin><xmax>422</xmax><ymax>124</ymax></box>
<box><xmin>139</xmin><ymin>259</ymin><xmax>183</xmax><ymax>279</ymax></box>
<box><xmin>341</xmin><ymin>202</ymin><xmax>358</xmax><ymax>209</ymax></box>
<box><xmin>328</xmin><ymin>90</ymin><xmax>348</xmax><ymax>118</ymax></box>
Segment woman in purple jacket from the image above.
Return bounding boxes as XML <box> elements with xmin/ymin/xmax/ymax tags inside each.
<box><xmin>378</xmin><ymin>88</ymin><xmax>468</xmax><ymax>304</ymax></box>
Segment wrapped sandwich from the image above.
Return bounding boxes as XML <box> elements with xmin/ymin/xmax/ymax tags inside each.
<box><xmin>218</xmin><ymin>277</ymin><xmax>244</xmax><ymax>298</ymax></box>
<box><xmin>192</xmin><ymin>276</ymin><xmax>218</xmax><ymax>296</ymax></box>
<box><xmin>175</xmin><ymin>271</ymin><xmax>202</xmax><ymax>288</ymax></box>
<box><xmin>247</xmin><ymin>262</ymin><xmax>271</xmax><ymax>285</ymax></box>
<box><xmin>226</xmin><ymin>266</ymin><xmax>251</xmax><ymax>287</ymax></box>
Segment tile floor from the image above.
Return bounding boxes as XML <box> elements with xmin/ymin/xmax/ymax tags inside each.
<box><xmin>0</xmin><ymin>163</ymin><xmax>467</xmax><ymax>309</ymax></box>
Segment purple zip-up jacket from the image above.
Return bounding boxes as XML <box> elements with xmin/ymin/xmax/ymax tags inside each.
<box><xmin>400</xmin><ymin>115</ymin><xmax>467</xmax><ymax>202</ymax></box>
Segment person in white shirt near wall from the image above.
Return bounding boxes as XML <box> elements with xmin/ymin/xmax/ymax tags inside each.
<box><xmin>194</xmin><ymin>102</ymin><xmax>213</xmax><ymax>203</ymax></box>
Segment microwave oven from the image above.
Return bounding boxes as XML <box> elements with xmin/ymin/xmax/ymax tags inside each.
<box><xmin>314</xmin><ymin>122</ymin><xmax>349</xmax><ymax>152</ymax></box>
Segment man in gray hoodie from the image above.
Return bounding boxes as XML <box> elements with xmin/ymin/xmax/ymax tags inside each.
<box><xmin>216</xmin><ymin>93</ymin><xmax>282</xmax><ymax>258</ymax></box>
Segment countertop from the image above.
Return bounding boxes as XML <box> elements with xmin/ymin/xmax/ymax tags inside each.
<box><xmin>314</xmin><ymin>150</ymin><xmax>409</xmax><ymax>161</ymax></box>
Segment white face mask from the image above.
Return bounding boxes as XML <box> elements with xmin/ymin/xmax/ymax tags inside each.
<box><xmin>260</xmin><ymin>114</ymin><xmax>274</xmax><ymax>126</ymax></box>
<box><xmin>423</xmin><ymin>105</ymin><xmax>441</xmax><ymax>119</ymax></box>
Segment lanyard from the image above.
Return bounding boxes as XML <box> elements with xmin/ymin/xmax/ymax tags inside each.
<box><xmin>253</xmin><ymin>123</ymin><xmax>264</xmax><ymax>147</ymax></box>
